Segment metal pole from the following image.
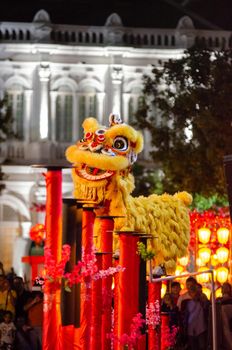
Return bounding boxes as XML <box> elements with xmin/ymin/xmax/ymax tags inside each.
<box><xmin>152</xmin><ymin>269</ymin><xmax>217</xmax><ymax>350</ymax></box>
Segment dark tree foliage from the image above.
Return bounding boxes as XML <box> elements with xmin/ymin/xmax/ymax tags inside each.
<box><xmin>136</xmin><ymin>47</ymin><xmax>232</xmax><ymax>197</ymax></box>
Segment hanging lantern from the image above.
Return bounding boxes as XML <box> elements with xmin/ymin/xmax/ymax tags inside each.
<box><xmin>216</xmin><ymin>267</ymin><xmax>228</xmax><ymax>284</ymax></box>
<box><xmin>198</xmin><ymin>247</ymin><xmax>211</xmax><ymax>264</ymax></box>
<box><xmin>29</xmin><ymin>223</ymin><xmax>46</xmax><ymax>245</ymax></box>
<box><xmin>211</xmin><ymin>254</ymin><xmax>218</xmax><ymax>267</ymax></box>
<box><xmin>178</xmin><ymin>256</ymin><xmax>189</xmax><ymax>267</ymax></box>
<box><xmin>196</xmin><ymin>267</ymin><xmax>210</xmax><ymax>283</ymax></box>
<box><xmin>196</xmin><ymin>257</ymin><xmax>204</xmax><ymax>267</ymax></box>
<box><xmin>202</xmin><ymin>287</ymin><xmax>210</xmax><ymax>300</ymax></box>
<box><xmin>213</xmin><ymin>269</ymin><xmax>217</xmax><ymax>282</ymax></box>
<box><xmin>198</xmin><ymin>227</ymin><xmax>211</xmax><ymax>244</ymax></box>
<box><xmin>216</xmin><ymin>247</ymin><xmax>229</xmax><ymax>264</ymax></box>
<box><xmin>161</xmin><ymin>283</ymin><xmax>167</xmax><ymax>298</ymax></box>
<box><xmin>217</xmin><ymin>227</ymin><xmax>230</xmax><ymax>244</ymax></box>
<box><xmin>175</xmin><ymin>265</ymin><xmax>184</xmax><ymax>276</ymax></box>
<box><xmin>215</xmin><ymin>288</ymin><xmax>222</xmax><ymax>298</ymax></box>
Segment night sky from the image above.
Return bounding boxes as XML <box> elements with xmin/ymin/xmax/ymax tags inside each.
<box><xmin>0</xmin><ymin>0</ymin><xmax>231</xmax><ymax>30</ymax></box>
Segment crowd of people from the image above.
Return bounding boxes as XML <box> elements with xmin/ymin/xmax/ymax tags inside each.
<box><xmin>0</xmin><ymin>263</ymin><xmax>43</xmax><ymax>350</ymax></box>
<box><xmin>1</xmin><ymin>259</ymin><xmax>232</xmax><ymax>350</ymax></box>
<box><xmin>161</xmin><ymin>277</ymin><xmax>232</xmax><ymax>350</ymax></box>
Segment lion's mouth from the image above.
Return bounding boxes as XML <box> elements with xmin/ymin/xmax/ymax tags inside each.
<box><xmin>75</xmin><ymin>165</ymin><xmax>114</xmax><ymax>181</ymax></box>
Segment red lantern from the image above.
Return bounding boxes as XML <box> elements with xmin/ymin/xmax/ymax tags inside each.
<box><xmin>29</xmin><ymin>223</ymin><xmax>46</xmax><ymax>245</ymax></box>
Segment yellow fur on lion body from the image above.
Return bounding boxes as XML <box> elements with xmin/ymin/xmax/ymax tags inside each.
<box><xmin>66</xmin><ymin>117</ymin><xmax>192</xmax><ymax>273</ymax></box>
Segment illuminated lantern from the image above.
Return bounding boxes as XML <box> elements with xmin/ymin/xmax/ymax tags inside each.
<box><xmin>211</xmin><ymin>254</ymin><xmax>218</xmax><ymax>267</ymax></box>
<box><xmin>216</xmin><ymin>247</ymin><xmax>229</xmax><ymax>264</ymax></box>
<box><xmin>217</xmin><ymin>227</ymin><xmax>230</xmax><ymax>244</ymax></box>
<box><xmin>202</xmin><ymin>287</ymin><xmax>210</xmax><ymax>300</ymax></box>
<box><xmin>29</xmin><ymin>223</ymin><xmax>46</xmax><ymax>245</ymax></box>
<box><xmin>198</xmin><ymin>247</ymin><xmax>211</xmax><ymax>264</ymax></box>
<box><xmin>175</xmin><ymin>265</ymin><xmax>184</xmax><ymax>276</ymax></box>
<box><xmin>213</xmin><ymin>269</ymin><xmax>217</xmax><ymax>282</ymax></box>
<box><xmin>215</xmin><ymin>288</ymin><xmax>222</xmax><ymax>298</ymax></box>
<box><xmin>216</xmin><ymin>267</ymin><xmax>228</xmax><ymax>284</ymax></box>
<box><xmin>198</xmin><ymin>227</ymin><xmax>211</xmax><ymax>244</ymax></box>
<box><xmin>196</xmin><ymin>258</ymin><xmax>204</xmax><ymax>267</ymax></box>
<box><xmin>178</xmin><ymin>256</ymin><xmax>189</xmax><ymax>267</ymax></box>
<box><xmin>161</xmin><ymin>283</ymin><xmax>167</xmax><ymax>298</ymax></box>
<box><xmin>196</xmin><ymin>267</ymin><xmax>210</xmax><ymax>283</ymax></box>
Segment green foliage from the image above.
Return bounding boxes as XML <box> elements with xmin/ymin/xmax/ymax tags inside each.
<box><xmin>132</xmin><ymin>163</ymin><xmax>164</xmax><ymax>196</ymax></box>
<box><xmin>191</xmin><ymin>193</ymin><xmax>229</xmax><ymax>212</ymax></box>
<box><xmin>135</xmin><ymin>47</ymin><xmax>232</xmax><ymax>198</ymax></box>
<box><xmin>137</xmin><ymin>242</ymin><xmax>155</xmax><ymax>261</ymax></box>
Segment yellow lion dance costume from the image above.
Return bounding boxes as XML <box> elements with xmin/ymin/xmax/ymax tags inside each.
<box><xmin>66</xmin><ymin>115</ymin><xmax>192</xmax><ymax>272</ymax></box>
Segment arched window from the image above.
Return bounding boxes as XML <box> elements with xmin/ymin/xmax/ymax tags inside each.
<box><xmin>6</xmin><ymin>84</ymin><xmax>24</xmax><ymax>140</ymax></box>
<box><xmin>128</xmin><ymin>87</ymin><xmax>144</xmax><ymax>124</ymax></box>
<box><xmin>55</xmin><ymin>85</ymin><xmax>73</xmax><ymax>142</ymax></box>
<box><xmin>79</xmin><ymin>86</ymin><xmax>97</xmax><ymax>136</ymax></box>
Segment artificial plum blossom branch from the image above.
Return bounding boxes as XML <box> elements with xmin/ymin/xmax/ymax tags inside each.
<box><xmin>36</xmin><ymin>244</ymin><xmax>124</xmax><ymax>292</ymax></box>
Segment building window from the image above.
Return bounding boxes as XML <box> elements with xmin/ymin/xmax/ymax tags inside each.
<box><xmin>55</xmin><ymin>89</ymin><xmax>73</xmax><ymax>142</ymax></box>
<box><xmin>7</xmin><ymin>87</ymin><xmax>24</xmax><ymax>140</ymax></box>
<box><xmin>79</xmin><ymin>92</ymin><xmax>97</xmax><ymax>136</ymax></box>
<box><xmin>128</xmin><ymin>94</ymin><xmax>144</xmax><ymax>124</ymax></box>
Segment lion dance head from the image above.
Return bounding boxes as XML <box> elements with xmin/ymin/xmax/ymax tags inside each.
<box><xmin>66</xmin><ymin>114</ymin><xmax>143</xmax><ymax>214</ymax></box>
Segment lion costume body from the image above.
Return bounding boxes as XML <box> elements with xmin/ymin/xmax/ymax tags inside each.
<box><xmin>66</xmin><ymin>116</ymin><xmax>192</xmax><ymax>272</ymax></box>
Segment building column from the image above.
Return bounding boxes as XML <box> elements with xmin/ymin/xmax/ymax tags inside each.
<box><xmin>111</xmin><ymin>66</ymin><xmax>123</xmax><ymax>117</ymax></box>
<box><xmin>50</xmin><ymin>91</ymin><xmax>57</xmax><ymax>143</ymax></box>
<box><xmin>38</xmin><ymin>64</ymin><xmax>51</xmax><ymax>140</ymax></box>
<box><xmin>122</xmin><ymin>93</ymin><xmax>130</xmax><ymax>124</ymax></box>
<box><xmin>23</xmin><ymin>90</ymin><xmax>32</xmax><ymax>143</ymax></box>
<box><xmin>96</xmin><ymin>92</ymin><xmax>105</xmax><ymax>124</ymax></box>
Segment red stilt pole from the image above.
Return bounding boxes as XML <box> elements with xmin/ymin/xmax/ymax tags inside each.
<box><xmin>117</xmin><ymin>232</ymin><xmax>140</xmax><ymax>349</ymax></box>
<box><xmin>78</xmin><ymin>207</ymin><xmax>95</xmax><ymax>350</ymax></box>
<box><xmin>91</xmin><ymin>253</ymin><xmax>103</xmax><ymax>350</ymax></box>
<box><xmin>113</xmin><ymin>256</ymin><xmax>119</xmax><ymax>350</ymax></box>
<box><xmin>43</xmin><ymin>168</ymin><xmax>62</xmax><ymax>350</ymax></box>
<box><xmin>161</xmin><ymin>313</ymin><xmax>170</xmax><ymax>350</ymax></box>
<box><xmin>97</xmin><ymin>216</ymin><xmax>114</xmax><ymax>350</ymax></box>
<box><xmin>148</xmin><ymin>281</ymin><xmax>161</xmax><ymax>350</ymax></box>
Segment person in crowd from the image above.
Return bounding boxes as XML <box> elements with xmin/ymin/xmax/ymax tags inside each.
<box><xmin>0</xmin><ymin>280</ymin><xmax>16</xmax><ymax>321</ymax></box>
<box><xmin>170</xmin><ymin>281</ymin><xmax>181</xmax><ymax>306</ymax></box>
<box><xmin>161</xmin><ymin>292</ymin><xmax>180</xmax><ymax>328</ymax></box>
<box><xmin>177</xmin><ymin>277</ymin><xmax>197</xmax><ymax>310</ymax></box>
<box><xmin>12</xmin><ymin>277</ymin><xmax>31</xmax><ymax>322</ymax></box>
<box><xmin>24</xmin><ymin>288</ymin><xmax>43</xmax><ymax>346</ymax></box>
<box><xmin>220</xmin><ymin>282</ymin><xmax>232</xmax><ymax>301</ymax></box>
<box><xmin>14</xmin><ymin>317</ymin><xmax>41</xmax><ymax>350</ymax></box>
<box><xmin>181</xmin><ymin>284</ymin><xmax>209</xmax><ymax>350</ymax></box>
<box><xmin>0</xmin><ymin>311</ymin><xmax>16</xmax><ymax>350</ymax></box>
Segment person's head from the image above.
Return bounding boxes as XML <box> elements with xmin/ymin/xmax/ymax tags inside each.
<box><xmin>12</xmin><ymin>276</ymin><xmax>24</xmax><ymax>293</ymax></box>
<box><xmin>186</xmin><ymin>277</ymin><xmax>197</xmax><ymax>292</ymax></box>
<box><xmin>171</xmin><ymin>281</ymin><xmax>181</xmax><ymax>296</ymax></box>
<box><xmin>3</xmin><ymin>311</ymin><xmax>13</xmax><ymax>324</ymax></box>
<box><xmin>188</xmin><ymin>284</ymin><xmax>199</xmax><ymax>299</ymax></box>
<box><xmin>163</xmin><ymin>293</ymin><xmax>174</xmax><ymax>307</ymax></box>
<box><xmin>222</xmin><ymin>282</ymin><xmax>232</xmax><ymax>297</ymax></box>
<box><xmin>197</xmin><ymin>283</ymin><xmax>203</xmax><ymax>293</ymax></box>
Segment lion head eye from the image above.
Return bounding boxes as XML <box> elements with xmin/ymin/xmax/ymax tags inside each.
<box><xmin>95</xmin><ymin>129</ymin><xmax>106</xmax><ymax>136</ymax></box>
<box><xmin>112</xmin><ymin>137</ymin><xmax>128</xmax><ymax>151</ymax></box>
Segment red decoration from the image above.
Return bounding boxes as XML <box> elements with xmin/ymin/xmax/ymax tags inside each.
<box><xmin>99</xmin><ymin>217</ymin><xmax>114</xmax><ymax>350</ymax></box>
<box><xmin>43</xmin><ymin>170</ymin><xmax>62</xmax><ymax>350</ymax></box>
<box><xmin>117</xmin><ymin>232</ymin><xmax>140</xmax><ymax>349</ymax></box>
<box><xmin>30</xmin><ymin>223</ymin><xmax>46</xmax><ymax>245</ymax></box>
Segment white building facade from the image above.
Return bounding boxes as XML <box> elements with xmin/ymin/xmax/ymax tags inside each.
<box><xmin>0</xmin><ymin>10</ymin><xmax>231</xmax><ymax>275</ymax></box>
